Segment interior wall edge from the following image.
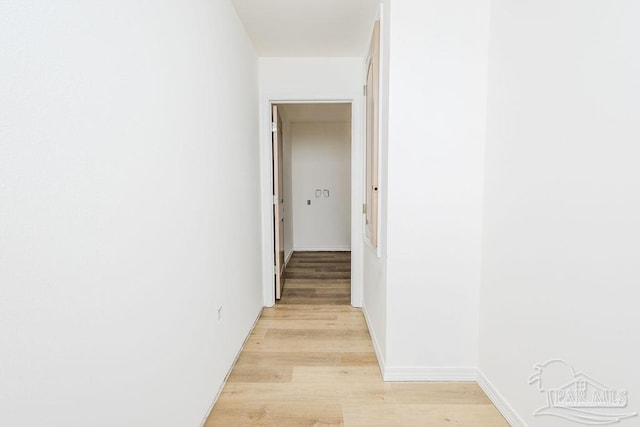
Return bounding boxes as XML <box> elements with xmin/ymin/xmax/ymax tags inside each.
<box><xmin>476</xmin><ymin>370</ymin><xmax>527</xmax><ymax>427</ymax></box>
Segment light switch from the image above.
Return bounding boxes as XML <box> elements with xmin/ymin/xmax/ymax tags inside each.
<box><xmin>307</xmin><ymin>200</ymin><xmax>311</xmax><ymax>205</ymax></box>
<box><xmin>323</xmin><ymin>189</ymin><xmax>330</xmax><ymax>197</ymax></box>
<box><xmin>315</xmin><ymin>189</ymin><xmax>322</xmax><ymax>198</ymax></box>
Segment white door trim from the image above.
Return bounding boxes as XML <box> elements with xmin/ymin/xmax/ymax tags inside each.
<box><xmin>259</xmin><ymin>93</ymin><xmax>364</xmax><ymax>308</ymax></box>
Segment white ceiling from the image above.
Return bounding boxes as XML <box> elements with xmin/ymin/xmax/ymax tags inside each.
<box><xmin>231</xmin><ymin>0</ymin><xmax>380</xmax><ymax>57</ymax></box>
<box><xmin>279</xmin><ymin>103</ymin><xmax>351</xmax><ymax>123</ymax></box>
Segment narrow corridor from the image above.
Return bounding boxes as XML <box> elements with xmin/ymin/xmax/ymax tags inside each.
<box><xmin>206</xmin><ymin>252</ymin><xmax>507</xmax><ymax>426</ymax></box>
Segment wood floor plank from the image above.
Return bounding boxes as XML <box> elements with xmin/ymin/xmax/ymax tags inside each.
<box><xmin>249</xmin><ymin>327</ymin><xmax>268</xmax><ymax>339</ymax></box>
<box><xmin>386</xmin><ymin>382</ymin><xmax>493</xmax><ymax>405</ymax></box>
<box><xmin>227</xmin><ymin>366</ymin><xmax>293</xmax><ymax>383</ymax></box>
<box><xmin>206</xmin><ymin>399</ymin><xmax>344</xmax><ymax>427</ymax></box>
<box><xmin>235</xmin><ymin>352</ymin><xmax>343</xmax><ymax>367</ymax></box>
<box><xmin>206</xmin><ymin>251</ymin><xmax>508</xmax><ymax>426</ymax></box>
<box><xmin>243</xmin><ymin>335</ymin><xmax>374</xmax><ymax>353</ymax></box>
<box><xmin>285</xmin><ymin>279</ymin><xmax>351</xmax><ymax>285</ymax></box>
<box><xmin>290</xmin><ymin>366</ymin><xmax>385</xmax><ymax>385</ymax></box>
<box><xmin>260</xmin><ymin>311</ymin><xmax>339</xmax><ymax>320</ymax></box>
<box><xmin>339</xmin><ymin>352</ymin><xmax>379</xmax><ymax>367</ymax></box>
<box><xmin>264</xmin><ymin>304</ymin><xmax>355</xmax><ymax>312</ymax></box>
<box><xmin>218</xmin><ymin>381</ymin><xmax>389</xmax><ymax>403</ymax></box>
<box><xmin>342</xmin><ymin>403</ymin><xmax>510</xmax><ymax>427</ymax></box>
<box><xmin>256</xmin><ymin>319</ymin><xmax>366</xmax><ymax>331</ymax></box>
<box><xmin>265</xmin><ymin>328</ymin><xmax>370</xmax><ymax>340</ymax></box>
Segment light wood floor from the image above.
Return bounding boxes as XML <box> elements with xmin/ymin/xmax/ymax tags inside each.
<box><xmin>206</xmin><ymin>251</ymin><xmax>508</xmax><ymax>426</ymax></box>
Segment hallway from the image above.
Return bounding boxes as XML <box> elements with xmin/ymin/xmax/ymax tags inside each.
<box><xmin>281</xmin><ymin>251</ymin><xmax>351</xmax><ymax>305</ymax></box>
<box><xmin>206</xmin><ymin>252</ymin><xmax>508</xmax><ymax>426</ymax></box>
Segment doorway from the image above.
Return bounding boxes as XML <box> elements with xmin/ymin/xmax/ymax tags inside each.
<box><xmin>272</xmin><ymin>103</ymin><xmax>352</xmax><ymax>302</ymax></box>
<box><xmin>262</xmin><ymin>98</ymin><xmax>363</xmax><ymax>308</ymax></box>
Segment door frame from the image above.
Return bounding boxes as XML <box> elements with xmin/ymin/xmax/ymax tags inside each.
<box><xmin>259</xmin><ymin>93</ymin><xmax>363</xmax><ymax>308</ymax></box>
<box><xmin>271</xmin><ymin>104</ymin><xmax>285</xmax><ymax>299</ymax></box>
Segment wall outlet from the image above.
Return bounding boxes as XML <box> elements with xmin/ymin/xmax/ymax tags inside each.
<box><xmin>217</xmin><ymin>306</ymin><xmax>223</xmax><ymax>323</ymax></box>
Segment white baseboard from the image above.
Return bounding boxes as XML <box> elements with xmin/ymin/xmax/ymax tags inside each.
<box><xmin>360</xmin><ymin>305</ymin><xmax>478</xmax><ymax>383</ymax></box>
<box><xmin>285</xmin><ymin>249</ymin><xmax>293</xmax><ymax>267</ymax></box>
<box><xmin>383</xmin><ymin>366</ymin><xmax>478</xmax><ymax>382</ymax></box>
<box><xmin>293</xmin><ymin>247</ymin><xmax>351</xmax><ymax>252</ymax></box>
<box><xmin>476</xmin><ymin>370</ymin><xmax>526</xmax><ymax>426</ymax></box>
<box><xmin>361</xmin><ymin>304</ymin><xmax>385</xmax><ymax>376</ymax></box>
<box><xmin>199</xmin><ymin>307</ymin><xmax>263</xmax><ymax>426</ymax></box>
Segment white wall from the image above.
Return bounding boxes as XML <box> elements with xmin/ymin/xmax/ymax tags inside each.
<box><xmin>0</xmin><ymin>1</ymin><xmax>262</xmax><ymax>426</ymax></box>
<box><xmin>259</xmin><ymin>57</ymin><xmax>365</xmax><ymax>99</ymax></box>
<box><xmin>258</xmin><ymin>57</ymin><xmax>364</xmax><ymax>306</ymax></box>
<box><xmin>479</xmin><ymin>1</ymin><xmax>640</xmax><ymax>425</ymax></box>
<box><xmin>291</xmin><ymin>122</ymin><xmax>351</xmax><ymax>251</ymax></box>
<box><xmin>362</xmin><ymin>0</ymin><xmax>389</xmax><ymax>373</ymax></box>
<box><xmin>383</xmin><ymin>0</ymin><xmax>491</xmax><ymax>375</ymax></box>
<box><xmin>362</xmin><ymin>234</ymin><xmax>387</xmax><ymax>372</ymax></box>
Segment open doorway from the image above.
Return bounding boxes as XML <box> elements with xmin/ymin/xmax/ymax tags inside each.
<box><xmin>271</xmin><ymin>103</ymin><xmax>353</xmax><ymax>304</ymax></box>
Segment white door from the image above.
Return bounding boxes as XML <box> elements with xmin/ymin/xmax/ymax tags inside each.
<box><xmin>272</xmin><ymin>104</ymin><xmax>285</xmax><ymax>299</ymax></box>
